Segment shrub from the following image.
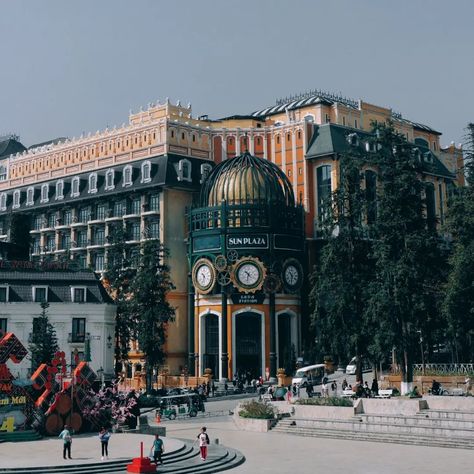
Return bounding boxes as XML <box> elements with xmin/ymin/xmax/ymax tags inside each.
<box><xmin>238</xmin><ymin>400</ymin><xmax>275</xmax><ymax>419</ymax></box>
<box><xmin>296</xmin><ymin>397</ymin><xmax>353</xmax><ymax>407</ymax></box>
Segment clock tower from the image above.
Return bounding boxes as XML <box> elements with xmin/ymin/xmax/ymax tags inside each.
<box><xmin>188</xmin><ymin>152</ymin><xmax>305</xmax><ymax>381</ymax></box>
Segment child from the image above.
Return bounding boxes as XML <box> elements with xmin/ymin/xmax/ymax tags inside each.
<box><xmin>197</xmin><ymin>426</ymin><xmax>210</xmax><ymax>461</ymax></box>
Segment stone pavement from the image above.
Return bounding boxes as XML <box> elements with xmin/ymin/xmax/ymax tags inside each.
<box><xmin>162</xmin><ymin>415</ymin><xmax>474</xmax><ymax>474</ymax></box>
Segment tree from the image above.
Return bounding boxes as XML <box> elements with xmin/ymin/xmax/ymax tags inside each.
<box><xmin>127</xmin><ymin>240</ymin><xmax>175</xmax><ymax>392</ymax></box>
<box><xmin>443</xmin><ymin>123</ymin><xmax>474</xmax><ymax>361</ymax></box>
<box><xmin>309</xmin><ymin>145</ymin><xmax>373</xmax><ymax>381</ymax></box>
<box><xmin>29</xmin><ymin>302</ymin><xmax>59</xmax><ymax>372</ymax></box>
<box><xmin>365</xmin><ymin>123</ymin><xmax>445</xmax><ymax>390</ymax></box>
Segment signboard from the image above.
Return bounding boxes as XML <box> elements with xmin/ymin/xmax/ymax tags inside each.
<box><xmin>193</xmin><ymin>235</ymin><xmax>221</xmax><ymax>252</ymax></box>
<box><xmin>227</xmin><ymin>234</ymin><xmax>268</xmax><ymax>249</ymax></box>
<box><xmin>230</xmin><ymin>292</ymin><xmax>265</xmax><ymax>305</ymax></box>
<box><xmin>0</xmin><ymin>260</ymin><xmax>76</xmax><ymax>271</ymax></box>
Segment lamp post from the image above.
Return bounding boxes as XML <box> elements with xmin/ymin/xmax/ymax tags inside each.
<box><xmin>417</xmin><ymin>330</ymin><xmax>425</xmax><ymax>376</ymax></box>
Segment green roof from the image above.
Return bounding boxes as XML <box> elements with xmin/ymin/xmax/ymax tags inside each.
<box><xmin>306</xmin><ymin>124</ymin><xmax>455</xmax><ymax>180</ymax></box>
<box><xmin>0</xmin><ymin>138</ymin><xmax>26</xmax><ymax>158</ymax></box>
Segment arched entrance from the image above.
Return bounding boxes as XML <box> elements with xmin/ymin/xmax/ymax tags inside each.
<box><xmin>234</xmin><ymin>312</ymin><xmax>262</xmax><ymax>380</ymax></box>
<box><xmin>201</xmin><ymin>313</ymin><xmax>219</xmax><ymax>377</ymax></box>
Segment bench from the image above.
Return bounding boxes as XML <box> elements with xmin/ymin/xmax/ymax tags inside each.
<box><xmin>375</xmin><ymin>389</ymin><xmax>393</xmax><ymax>399</ymax></box>
<box><xmin>261</xmin><ymin>394</ymin><xmax>273</xmax><ymax>403</ymax></box>
<box><xmin>342</xmin><ymin>389</ymin><xmax>354</xmax><ymax>398</ymax></box>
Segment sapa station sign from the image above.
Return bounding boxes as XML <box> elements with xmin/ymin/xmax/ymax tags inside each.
<box><xmin>227</xmin><ymin>234</ymin><xmax>268</xmax><ymax>249</ymax></box>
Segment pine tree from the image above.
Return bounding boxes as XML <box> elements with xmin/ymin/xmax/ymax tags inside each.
<box><xmin>309</xmin><ymin>145</ymin><xmax>373</xmax><ymax>380</ymax></box>
<box><xmin>365</xmin><ymin>123</ymin><xmax>445</xmax><ymax>389</ymax></box>
<box><xmin>127</xmin><ymin>240</ymin><xmax>175</xmax><ymax>392</ymax></box>
<box><xmin>29</xmin><ymin>302</ymin><xmax>59</xmax><ymax>372</ymax></box>
<box><xmin>443</xmin><ymin>123</ymin><xmax>474</xmax><ymax>361</ymax></box>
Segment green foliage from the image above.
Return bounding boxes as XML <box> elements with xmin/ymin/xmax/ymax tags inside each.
<box><xmin>296</xmin><ymin>396</ymin><xmax>353</xmax><ymax>407</ymax></box>
<box><xmin>238</xmin><ymin>400</ymin><xmax>275</xmax><ymax>419</ymax></box>
<box><xmin>29</xmin><ymin>302</ymin><xmax>59</xmax><ymax>372</ymax></box>
<box><xmin>442</xmin><ymin>123</ymin><xmax>474</xmax><ymax>362</ymax></box>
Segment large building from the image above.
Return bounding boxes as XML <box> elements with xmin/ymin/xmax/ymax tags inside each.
<box><xmin>0</xmin><ymin>90</ymin><xmax>465</xmax><ymax>378</ymax></box>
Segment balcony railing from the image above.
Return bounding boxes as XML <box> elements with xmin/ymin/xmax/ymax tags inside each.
<box><xmin>68</xmin><ymin>332</ymin><xmax>89</xmax><ymax>343</ymax></box>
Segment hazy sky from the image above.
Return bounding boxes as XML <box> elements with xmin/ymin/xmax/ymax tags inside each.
<box><xmin>1</xmin><ymin>0</ymin><xmax>473</xmax><ymax>147</ymax></box>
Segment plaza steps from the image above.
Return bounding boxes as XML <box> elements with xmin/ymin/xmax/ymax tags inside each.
<box><xmin>271</xmin><ymin>410</ymin><xmax>474</xmax><ymax>449</ymax></box>
<box><xmin>0</xmin><ymin>430</ymin><xmax>42</xmax><ymax>443</ymax></box>
<box><xmin>0</xmin><ymin>440</ymin><xmax>245</xmax><ymax>474</ymax></box>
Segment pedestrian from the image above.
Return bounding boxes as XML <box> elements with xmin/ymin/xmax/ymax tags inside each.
<box><xmin>151</xmin><ymin>434</ymin><xmax>164</xmax><ymax>465</ymax></box>
<box><xmin>292</xmin><ymin>383</ymin><xmax>297</xmax><ymax>397</ymax></box>
<box><xmin>58</xmin><ymin>424</ymin><xmax>73</xmax><ymax>460</ymax></box>
<box><xmin>99</xmin><ymin>427</ymin><xmax>111</xmax><ymax>460</ymax></box>
<box><xmin>371</xmin><ymin>378</ymin><xmax>379</xmax><ymax>396</ymax></box>
<box><xmin>342</xmin><ymin>378</ymin><xmax>348</xmax><ymax>390</ymax></box>
<box><xmin>196</xmin><ymin>426</ymin><xmax>210</xmax><ymax>461</ymax></box>
<box><xmin>322</xmin><ymin>381</ymin><xmax>329</xmax><ymax>398</ymax></box>
<box><xmin>306</xmin><ymin>382</ymin><xmax>313</xmax><ymax>398</ymax></box>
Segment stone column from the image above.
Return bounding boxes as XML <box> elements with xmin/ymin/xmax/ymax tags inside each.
<box><xmin>188</xmin><ymin>276</ymin><xmax>196</xmax><ymax>376</ymax></box>
<box><xmin>220</xmin><ymin>288</ymin><xmax>228</xmax><ymax>381</ymax></box>
<box><xmin>269</xmin><ymin>292</ymin><xmax>277</xmax><ymax>382</ymax></box>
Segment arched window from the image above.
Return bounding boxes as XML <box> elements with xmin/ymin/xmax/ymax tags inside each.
<box><xmin>200</xmin><ymin>163</ymin><xmax>212</xmax><ymax>184</ymax></box>
<box><xmin>56</xmin><ymin>180</ymin><xmax>64</xmax><ymax>200</ymax></box>
<box><xmin>178</xmin><ymin>159</ymin><xmax>192</xmax><ymax>182</ymax></box>
<box><xmin>365</xmin><ymin>170</ymin><xmax>377</xmax><ymax>224</ymax></box>
<box><xmin>71</xmin><ymin>177</ymin><xmax>80</xmax><ymax>197</ymax></box>
<box><xmin>40</xmin><ymin>184</ymin><xmax>49</xmax><ymax>203</ymax></box>
<box><xmin>27</xmin><ymin>187</ymin><xmax>35</xmax><ymax>206</ymax></box>
<box><xmin>304</xmin><ymin>114</ymin><xmax>315</xmax><ymax>123</ymax></box>
<box><xmin>141</xmin><ymin>161</ymin><xmax>151</xmax><ymax>183</ymax></box>
<box><xmin>88</xmin><ymin>173</ymin><xmax>98</xmax><ymax>193</ymax></box>
<box><xmin>0</xmin><ymin>193</ymin><xmax>7</xmax><ymax>211</ymax></box>
<box><xmin>123</xmin><ymin>165</ymin><xmax>133</xmax><ymax>186</ymax></box>
<box><xmin>316</xmin><ymin>165</ymin><xmax>332</xmax><ymax>221</ymax></box>
<box><xmin>12</xmin><ymin>190</ymin><xmax>20</xmax><ymax>209</ymax></box>
<box><xmin>105</xmin><ymin>169</ymin><xmax>115</xmax><ymax>190</ymax></box>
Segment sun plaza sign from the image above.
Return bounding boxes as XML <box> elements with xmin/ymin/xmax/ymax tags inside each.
<box><xmin>226</xmin><ymin>234</ymin><xmax>268</xmax><ymax>249</ymax></box>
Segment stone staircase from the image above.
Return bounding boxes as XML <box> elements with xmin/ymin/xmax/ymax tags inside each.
<box><xmin>271</xmin><ymin>409</ymin><xmax>474</xmax><ymax>449</ymax></box>
<box><xmin>0</xmin><ymin>440</ymin><xmax>245</xmax><ymax>474</ymax></box>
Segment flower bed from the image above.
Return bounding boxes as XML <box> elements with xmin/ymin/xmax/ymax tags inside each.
<box><xmin>296</xmin><ymin>396</ymin><xmax>353</xmax><ymax>407</ymax></box>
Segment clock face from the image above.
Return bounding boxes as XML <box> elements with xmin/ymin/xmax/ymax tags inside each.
<box><xmin>237</xmin><ymin>263</ymin><xmax>260</xmax><ymax>287</ymax></box>
<box><xmin>284</xmin><ymin>265</ymin><xmax>299</xmax><ymax>286</ymax></box>
<box><xmin>197</xmin><ymin>264</ymin><xmax>212</xmax><ymax>289</ymax></box>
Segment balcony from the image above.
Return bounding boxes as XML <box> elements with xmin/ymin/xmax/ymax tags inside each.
<box><xmin>68</xmin><ymin>332</ymin><xmax>89</xmax><ymax>343</ymax></box>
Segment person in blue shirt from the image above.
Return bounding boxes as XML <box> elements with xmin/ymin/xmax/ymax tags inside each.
<box><xmin>99</xmin><ymin>427</ymin><xmax>111</xmax><ymax>460</ymax></box>
<box><xmin>152</xmin><ymin>434</ymin><xmax>164</xmax><ymax>465</ymax></box>
<box><xmin>58</xmin><ymin>424</ymin><xmax>72</xmax><ymax>459</ymax></box>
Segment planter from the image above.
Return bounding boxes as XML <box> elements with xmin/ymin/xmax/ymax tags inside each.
<box><xmin>233</xmin><ymin>413</ymin><xmax>274</xmax><ymax>432</ymax></box>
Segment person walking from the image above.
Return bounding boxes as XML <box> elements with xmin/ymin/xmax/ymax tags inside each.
<box><xmin>151</xmin><ymin>434</ymin><xmax>164</xmax><ymax>465</ymax></box>
<box><xmin>196</xmin><ymin>426</ymin><xmax>210</xmax><ymax>461</ymax></box>
<box><xmin>99</xmin><ymin>427</ymin><xmax>111</xmax><ymax>460</ymax></box>
<box><xmin>58</xmin><ymin>424</ymin><xmax>72</xmax><ymax>460</ymax></box>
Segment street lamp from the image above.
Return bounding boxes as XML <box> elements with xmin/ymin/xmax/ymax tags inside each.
<box><xmin>417</xmin><ymin>330</ymin><xmax>425</xmax><ymax>375</ymax></box>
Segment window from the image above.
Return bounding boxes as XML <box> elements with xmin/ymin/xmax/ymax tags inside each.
<box><xmin>129</xmin><ymin>222</ymin><xmax>141</xmax><ymax>241</ymax></box>
<box><xmin>316</xmin><ymin>165</ymin><xmax>332</xmax><ymax>220</ymax></box>
<box><xmin>141</xmin><ymin>161</ymin><xmax>151</xmax><ymax>183</ymax></box>
<box><xmin>72</xmin><ymin>318</ymin><xmax>86</xmax><ymax>342</ymax></box>
<box><xmin>79</xmin><ymin>207</ymin><xmax>90</xmax><ymax>223</ymax></box>
<box><xmin>105</xmin><ymin>169</ymin><xmax>115</xmax><ymax>190</ymax></box>
<box><xmin>200</xmin><ymin>164</ymin><xmax>212</xmax><ymax>184</ymax></box>
<box><xmin>365</xmin><ymin>170</ymin><xmax>377</xmax><ymax>225</ymax></box>
<box><xmin>71</xmin><ymin>177</ymin><xmax>80</xmax><ymax>197</ymax></box>
<box><xmin>63</xmin><ymin>210</ymin><xmax>72</xmax><ymax>225</ymax></box>
<box><xmin>46</xmin><ymin>235</ymin><xmax>55</xmax><ymax>252</ymax></box>
<box><xmin>71</xmin><ymin>351</ymin><xmax>85</xmax><ymax>369</ymax></box>
<box><xmin>39</xmin><ymin>184</ymin><xmax>49</xmax><ymax>203</ymax></box>
<box><xmin>149</xmin><ymin>194</ymin><xmax>159</xmax><ymax>212</ymax></box>
<box><xmin>77</xmin><ymin>231</ymin><xmax>87</xmax><ymax>248</ymax></box>
<box><xmin>0</xmin><ymin>286</ymin><xmax>9</xmax><ymax>303</ymax></box>
<box><xmin>33</xmin><ymin>286</ymin><xmax>48</xmax><ymax>303</ymax></box>
<box><xmin>96</xmin><ymin>204</ymin><xmax>106</xmax><ymax>220</ymax></box>
<box><xmin>113</xmin><ymin>201</ymin><xmax>124</xmax><ymax>217</ymax></box>
<box><xmin>76</xmin><ymin>255</ymin><xmax>87</xmax><ymax>269</ymax></box>
<box><xmin>0</xmin><ymin>193</ymin><xmax>6</xmax><ymax>211</ymax></box>
<box><xmin>178</xmin><ymin>159</ymin><xmax>192</xmax><ymax>182</ymax></box>
<box><xmin>342</xmin><ymin>116</ymin><xmax>346</xmax><ymax>126</ymax></box>
<box><xmin>61</xmin><ymin>233</ymin><xmax>71</xmax><ymax>250</ymax></box>
<box><xmin>12</xmin><ymin>190</ymin><xmax>20</xmax><ymax>209</ymax></box>
<box><xmin>94</xmin><ymin>254</ymin><xmax>105</xmax><ymax>272</ymax></box>
<box><xmin>71</xmin><ymin>287</ymin><xmax>86</xmax><ymax>303</ymax></box>
<box><xmin>0</xmin><ymin>318</ymin><xmax>7</xmax><ymax>337</ymax></box>
<box><xmin>130</xmin><ymin>198</ymin><xmax>141</xmax><ymax>215</ymax></box>
<box><xmin>347</xmin><ymin>133</ymin><xmax>359</xmax><ymax>146</ymax></box>
<box><xmin>354</xmin><ymin>119</ymin><xmax>358</xmax><ymax>129</ymax></box>
<box><xmin>88</xmin><ymin>173</ymin><xmax>98</xmax><ymax>193</ymax></box>
<box><xmin>147</xmin><ymin>220</ymin><xmax>160</xmax><ymax>239</ymax></box>
<box><xmin>56</xmin><ymin>180</ymin><xmax>64</xmax><ymax>200</ymax></box>
<box><xmin>304</xmin><ymin>114</ymin><xmax>314</xmax><ymax>123</ymax></box>
<box><xmin>26</xmin><ymin>187</ymin><xmax>34</xmax><ymax>206</ymax></box>
<box><xmin>123</xmin><ymin>165</ymin><xmax>133</xmax><ymax>186</ymax></box>
<box><xmin>0</xmin><ymin>165</ymin><xmax>7</xmax><ymax>182</ymax></box>
<box><xmin>48</xmin><ymin>213</ymin><xmax>56</xmax><ymax>228</ymax></box>
<box><xmin>33</xmin><ymin>215</ymin><xmax>42</xmax><ymax>230</ymax></box>
<box><xmin>325</xmin><ymin>114</ymin><xmax>331</xmax><ymax>123</ymax></box>
<box><xmin>93</xmin><ymin>228</ymin><xmax>105</xmax><ymax>245</ymax></box>
<box><xmin>414</xmin><ymin>137</ymin><xmax>429</xmax><ymax>148</ymax></box>
<box><xmin>32</xmin><ymin>238</ymin><xmax>40</xmax><ymax>254</ymax></box>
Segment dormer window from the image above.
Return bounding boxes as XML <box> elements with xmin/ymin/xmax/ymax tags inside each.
<box><xmin>71</xmin><ymin>177</ymin><xmax>80</xmax><ymax>197</ymax></box>
<box><xmin>177</xmin><ymin>159</ymin><xmax>192</xmax><ymax>182</ymax></box>
<box><xmin>123</xmin><ymin>165</ymin><xmax>133</xmax><ymax>187</ymax></box>
<box><xmin>141</xmin><ymin>161</ymin><xmax>151</xmax><ymax>183</ymax></box>
<box><xmin>0</xmin><ymin>193</ymin><xmax>6</xmax><ymax>211</ymax></box>
<box><xmin>33</xmin><ymin>286</ymin><xmax>48</xmax><ymax>303</ymax></box>
<box><xmin>105</xmin><ymin>169</ymin><xmax>115</xmax><ymax>190</ymax></box>
<box><xmin>27</xmin><ymin>187</ymin><xmax>35</xmax><ymax>206</ymax></box>
<box><xmin>55</xmin><ymin>180</ymin><xmax>64</xmax><ymax>200</ymax></box>
<box><xmin>12</xmin><ymin>190</ymin><xmax>20</xmax><ymax>209</ymax></box>
<box><xmin>40</xmin><ymin>184</ymin><xmax>49</xmax><ymax>203</ymax></box>
<box><xmin>200</xmin><ymin>164</ymin><xmax>212</xmax><ymax>184</ymax></box>
<box><xmin>347</xmin><ymin>133</ymin><xmax>359</xmax><ymax>146</ymax></box>
<box><xmin>88</xmin><ymin>173</ymin><xmax>98</xmax><ymax>194</ymax></box>
<box><xmin>365</xmin><ymin>142</ymin><xmax>376</xmax><ymax>153</ymax></box>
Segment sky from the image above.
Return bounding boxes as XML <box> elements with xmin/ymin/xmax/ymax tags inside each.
<box><xmin>0</xmin><ymin>0</ymin><xmax>473</xmax><ymax>148</ymax></box>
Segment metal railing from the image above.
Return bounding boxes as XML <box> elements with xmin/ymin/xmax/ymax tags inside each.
<box><xmin>412</xmin><ymin>363</ymin><xmax>474</xmax><ymax>375</ymax></box>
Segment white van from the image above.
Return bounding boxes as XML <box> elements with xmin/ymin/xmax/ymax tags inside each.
<box><xmin>292</xmin><ymin>364</ymin><xmax>326</xmax><ymax>387</ymax></box>
<box><xmin>346</xmin><ymin>357</ymin><xmax>357</xmax><ymax>375</ymax></box>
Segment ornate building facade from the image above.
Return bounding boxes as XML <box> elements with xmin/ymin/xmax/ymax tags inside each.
<box><xmin>0</xmin><ymin>91</ymin><xmax>465</xmax><ymax>377</ymax></box>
